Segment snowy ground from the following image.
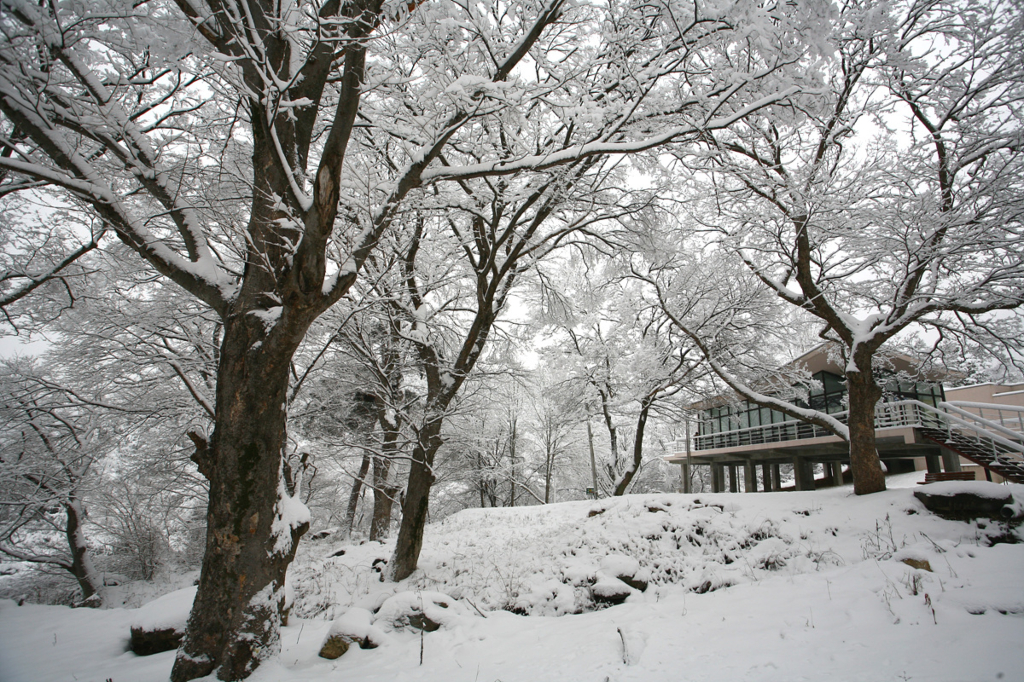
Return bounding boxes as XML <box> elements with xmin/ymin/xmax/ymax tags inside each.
<box><xmin>1</xmin><ymin>473</ymin><xmax>1022</xmax><ymax>682</ymax></box>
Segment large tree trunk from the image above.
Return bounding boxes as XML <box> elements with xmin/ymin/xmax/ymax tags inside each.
<box><xmin>63</xmin><ymin>496</ymin><xmax>101</xmax><ymax>604</ymax></box>
<box><xmin>845</xmin><ymin>362</ymin><xmax>886</xmax><ymax>495</ymax></box>
<box><xmin>387</xmin><ymin>419</ymin><xmax>442</xmax><ymax>581</ymax></box>
<box><xmin>171</xmin><ymin>320</ymin><xmax>309</xmax><ymax>682</ymax></box>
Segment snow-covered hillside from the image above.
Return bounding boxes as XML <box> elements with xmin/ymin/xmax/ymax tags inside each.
<box><xmin>2</xmin><ymin>476</ymin><xmax>1022</xmax><ymax>682</ymax></box>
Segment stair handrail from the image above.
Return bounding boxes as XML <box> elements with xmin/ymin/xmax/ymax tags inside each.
<box><xmin>887</xmin><ymin>400</ymin><xmax>1024</xmax><ymax>459</ymax></box>
<box><xmin>937</xmin><ymin>402</ymin><xmax>1024</xmax><ymax>445</ymax></box>
<box><xmin>943</xmin><ymin>400</ymin><xmax>1024</xmax><ymax>435</ymax></box>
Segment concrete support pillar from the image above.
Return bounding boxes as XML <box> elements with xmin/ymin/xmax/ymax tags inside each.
<box><xmin>762</xmin><ymin>463</ymin><xmax>773</xmax><ymax>492</ymax></box>
<box><xmin>771</xmin><ymin>464</ymin><xmax>781</xmax><ymax>491</ymax></box>
<box><xmin>925</xmin><ymin>454</ymin><xmax>942</xmax><ymax>474</ymax></box>
<box><xmin>728</xmin><ymin>465</ymin><xmax>738</xmax><ymax>493</ymax></box>
<box><xmin>711</xmin><ymin>464</ymin><xmax>724</xmax><ymax>493</ymax></box>
<box><xmin>680</xmin><ymin>461</ymin><xmax>691</xmax><ymax>494</ymax></box>
<box><xmin>793</xmin><ymin>457</ymin><xmax>815</xmax><ymax>491</ymax></box>
<box><xmin>832</xmin><ymin>461</ymin><xmax>845</xmax><ymax>486</ymax></box>
<box><xmin>940</xmin><ymin>448</ymin><xmax>961</xmax><ymax>472</ymax></box>
<box><xmin>744</xmin><ymin>461</ymin><xmax>758</xmax><ymax>493</ymax></box>
<box><xmin>793</xmin><ymin>457</ymin><xmax>806</xmax><ymax>491</ymax></box>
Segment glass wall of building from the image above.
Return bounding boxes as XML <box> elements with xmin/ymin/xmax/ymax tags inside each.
<box><xmin>696</xmin><ymin>370</ymin><xmax>944</xmax><ymax>440</ymax></box>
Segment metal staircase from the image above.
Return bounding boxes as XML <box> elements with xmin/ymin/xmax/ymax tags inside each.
<box><xmin>888</xmin><ymin>400</ymin><xmax>1024</xmax><ymax>484</ymax></box>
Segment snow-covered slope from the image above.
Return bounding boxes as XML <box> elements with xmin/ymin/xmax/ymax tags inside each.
<box><xmin>2</xmin><ymin>478</ymin><xmax>1022</xmax><ymax>682</ymax></box>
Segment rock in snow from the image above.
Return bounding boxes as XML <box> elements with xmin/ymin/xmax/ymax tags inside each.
<box><xmin>318</xmin><ymin>607</ymin><xmax>390</xmax><ymax>659</ymax></box>
<box><xmin>128</xmin><ymin>586</ymin><xmax>196</xmax><ymax>656</ymax></box>
<box><xmin>914</xmin><ymin>481</ymin><xmax>1015</xmax><ymax>520</ymax></box>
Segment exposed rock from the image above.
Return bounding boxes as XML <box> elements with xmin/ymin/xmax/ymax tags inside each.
<box><xmin>601</xmin><ymin>554</ymin><xmax>649</xmax><ymax>592</ymax></box>
<box><xmin>408</xmin><ymin>612</ymin><xmax>442</xmax><ymax>632</ymax></box>
<box><xmin>319</xmin><ymin>633</ymin><xmax>354</xmax><ymax>659</ymax></box>
<box><xmin>318</xmin><ymin>607</ymin><xmax>389</xmax><ymax>658</ymax></box>
<box><xmin>901</xmin><ymin>558</ymin><xmax>933</xmax><ymax>572</ymax></box>
<box><xmin>129</xmin><ymin>626</ymin><xmax>183</xmax><ymax>656</ymax></box>
<box><xmin>620</xmin><ymin>573</ymin><xmax>649</xmax><ymax>592</ymax></box>
<box><xmin>319</xmin><ymin>630</ymin><xmax>356</xmax><ymax>659</ymax></box>
<box><xmin>128</xmin><ymin>586</ymin><xmax>195</xmax><ymax>656</ymax></box>
<box><xmin>375</xmin><ymin>591</ymin><xmax>467</xmax><ymax>632</ymax></box>
<box><xmin>914</xmin><ymin>483</ymin><xmax>1014</xmax><ymax>521</ymax></box>
<box><xmin>591</xmin><ymin>576</ymin><xmax>634</xmax><ymax>605</ymax></box>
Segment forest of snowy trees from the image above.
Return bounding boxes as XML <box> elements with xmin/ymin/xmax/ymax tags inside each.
<box><xmin>0</xmin><ymin>0</ymin><xmax>1021</xmax><ymax>679</ymax></box>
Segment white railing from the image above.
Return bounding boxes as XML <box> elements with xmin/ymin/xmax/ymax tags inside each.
<box><xmin>901</xmin><ymin>400</ymin><xmax>1024</xmax><ymax>470</ymax></box>
<box><xmin>943</xmin><ymin>401</ymin><xmax>1024</xmax><ymax>437</ymax></box>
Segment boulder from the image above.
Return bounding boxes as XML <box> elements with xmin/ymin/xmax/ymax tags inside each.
<box><xmin>601</xmin><ymin>554</ymin><xmax>649</xmax><ymax>592</ymax></box>
<box><xmin>129</xmin><ymin>587</ymin><xmax>196</xmax><ymax>656</ymax></box>
<box><xmin>914</xmin><ymin>482</ymin><xmax>1014</xmax><ymax>520</ymax></box>
<box><xmin>318</xmin><ymin>607</ymin><xmax>389</xmax><ymax>659</ymax></box>
<box><xmin>591</xmin><ymin>576</ymin><xmax>634</xmax><ymax>605</ymax></box>
<box><xmin>901</xmin><ymin>558</ymin><xmax>933</xmax><ymax>572</ymax></box>
<box><xmin>375</xmin><ymin>591</ymin><xmax>467</xmax><ymax>632</ymax></box>
<box><xmin>130</xmin><ymin>626</ymin><xmax>184</xmax><ymax>656</ymax></box>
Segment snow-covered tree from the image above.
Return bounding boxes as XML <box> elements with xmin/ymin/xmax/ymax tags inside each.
<box><xmin>543</xmin><ymin>271</ymin><xmax>704</xmax><ymax>497</ymax></box>
<box><xmin>0</xmin><ymin>361</ymin><xmax>116</xmax><ymax>605</ymax></box>
<box><xmin>651</xmin><ymin>0</ymin><xmax>1024</xmax><ymax>494</ymax></box>
<box><xmin>0</xmin><ymin>193</ymin><xmax>104</xmax><ymax>328</ymax></box>
<box><xmin>0</xmin><ymin>0</ymin><xmax>829</xmax><ymax>675</ymax></box>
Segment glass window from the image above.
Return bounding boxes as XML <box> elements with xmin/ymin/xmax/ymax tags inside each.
<box><xmin>747</xmin><ymin>404</ymin><xmax>760</xmax><ymax>427</ymax></box>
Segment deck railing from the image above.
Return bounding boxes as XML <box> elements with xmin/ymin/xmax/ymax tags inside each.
<box><xmin>943</xmin><ymin>401</ymin><xmax>1024</xmax><ymax>437</ymax></box>
<box><xmin>691</xmin><ymin>400</ymin><xmax>932</xmax><ymax>452</ymax></box>
<box><xmin>693</xmin><ymin>411</ymin><xmax>849</xmax><ymax>451</ymax></box>
<box><xmin>690</xmin><ymin>400</ymin><xmax>1024</xmax><ymax>466</ymax></box>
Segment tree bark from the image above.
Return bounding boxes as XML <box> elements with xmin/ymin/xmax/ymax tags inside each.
<box><xmin>613</xmin><ymin>397</ymin><xmax>652</xmax><ymax>496</ymax></box>
<box><xmin>845</xmin><ymin>362</ymin><xmax>886</xmax><ymax>495</ymax></box>
<box><xmin>369</xmin><ymin>428</ymin><xmax>400</xmax><ymax>541</ymax></box>
<box><xmin>171</xmin><ymin>317</ymin><xmax>310</xmax><ymax>682</ymax></box>
<box><xmin>507</xmin><ymin>419</ymin><xmax>518</xmax><ymax>507</ymax></box>
<box><xmin>387</xmin><ymin>418</ymin><xmax>443</xmax><ymax>581</ymax></box>
<box><xmin>63</xmin><ymin>496</ymin><xmax>101</xmax><ymax>604</ymax></box>
<box><xmin>343</xmin><ymin>453</ymin><xmax>371</xmax><ymax>538</ymax></box>
<box><xmin>587</xmin><ymin>420</ymin><xmax>599</xmax><ymax>496</ymax></box>
<box><xmin>544</xmin><ymin>452</ymin><xmax>554</xmax><ymax>503</ymax></box>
